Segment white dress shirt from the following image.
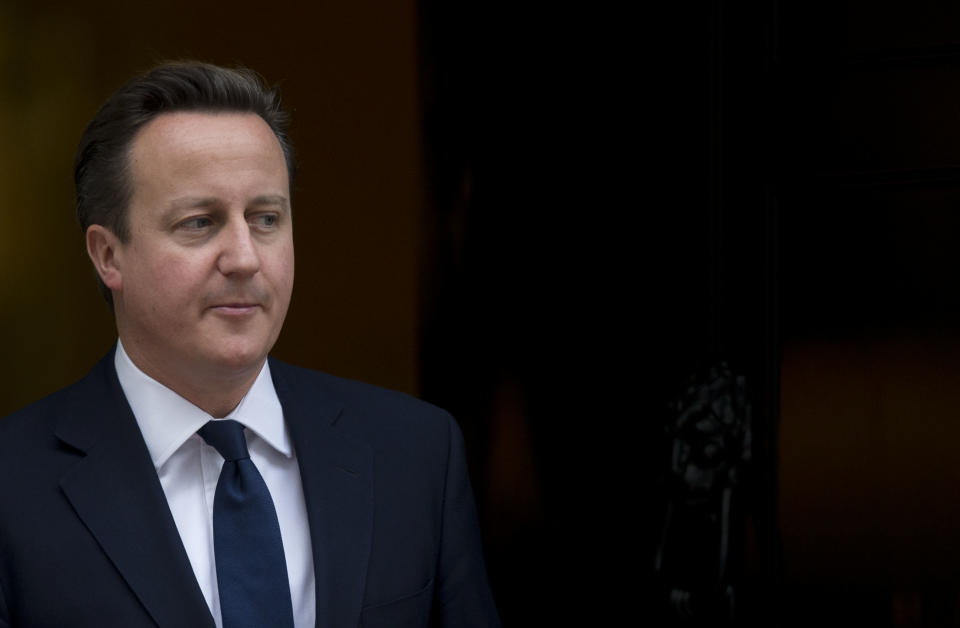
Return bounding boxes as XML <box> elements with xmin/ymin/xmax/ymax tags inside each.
<box><xmin>114</xmin><ymin>340</ymin><xmax>316</xmax><ymax>628</ymax></box>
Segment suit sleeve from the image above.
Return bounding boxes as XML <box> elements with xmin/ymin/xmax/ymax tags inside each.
<box><xmin>0</xmin><ymin>572</ymin><xmax>10</xmax><ymax>628</ymax></box>
<box><xmin>432</xmin><ymin>414</ymin><xmax>501</xmax><ymax>628</ymax></box>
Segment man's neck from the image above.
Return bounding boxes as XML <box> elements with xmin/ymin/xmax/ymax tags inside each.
<box><xmin>117</xmin><ymin>338</ymin><xmax>264</xmax><ymax>418</ymax></box>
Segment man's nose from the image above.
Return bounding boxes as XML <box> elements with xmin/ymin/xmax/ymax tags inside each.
<box><xmin>216</xmin><ymin>220</ymin><xmax>261</xmax><ymax>276</ymax></box>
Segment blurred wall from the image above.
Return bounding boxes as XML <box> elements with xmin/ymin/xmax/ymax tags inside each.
<box><xmin>781</xmin><ymin>332</ymin><xmax>960</xmax><ymax>577</ymax></box>
<box><xmin>0</xmin><ymin>0</ymin><xmax>422</xmax><ymax>416</ymax></box>
<box><xmin>774</xmin><ymin>1</ymin><xmax>960</xmax><ymax>625</ymax></box>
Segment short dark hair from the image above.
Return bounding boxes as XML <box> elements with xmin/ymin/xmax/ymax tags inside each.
<box><xmin>74</xmin><ymin>61</ymin><xmax>295</xmax><ymax>306</ymax></box>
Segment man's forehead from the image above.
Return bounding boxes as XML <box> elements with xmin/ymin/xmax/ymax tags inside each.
<box><xmin>126</xmin><ymin>112</ymin><xmax>290</xmax><ymax>205</ymax></box>
<box><xmin>131</xmin><ymin>111</ymin><xmax>282</xmax><ymax>157</ymax></box>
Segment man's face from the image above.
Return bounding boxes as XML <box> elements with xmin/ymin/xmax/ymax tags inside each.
<box><xmin>111</xmin><ymin>111</ymin><xmax>294</xmax><ymax>383</ymax></box>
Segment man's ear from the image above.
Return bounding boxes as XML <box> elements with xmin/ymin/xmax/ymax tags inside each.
<box><xmin>85</xmin><ymin>225</ymin><xmax>124</xmax><ymax>292</ymax></box>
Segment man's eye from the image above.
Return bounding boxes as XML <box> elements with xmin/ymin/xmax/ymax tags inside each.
<box><xmin>253</xmin><ymin>214</ymin><xmax>278</xmax><ymax>228</ymax></box>
<box><xmin>180</xmin><ymin>217</ymin><xmax>212</xmax><ymax>230</ymax></box>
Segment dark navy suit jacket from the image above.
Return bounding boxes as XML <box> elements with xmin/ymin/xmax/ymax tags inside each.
<box><xmin>0</xmin><ymin>348</ymin><xmax>500</xmax><ymax>628</ymax></box>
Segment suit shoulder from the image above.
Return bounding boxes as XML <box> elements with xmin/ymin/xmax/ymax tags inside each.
<box><xmin>0</xmin><ymin>378</ymin><xmax>93</xmax><ymax>498</ymax></box>
<box><xmin>0</xmin><ymin>384</ymin><xmax>73</xmax><ymax>450</ymax></box>
<box><xmin>269</xmin><ymin>358</ymin><xmax>455</xmax><ymax>439</ymax></box>
<box><xmin>1</xmin><ymin>347</ymin><xmax>115</xmax><ymax>439</ymax></box>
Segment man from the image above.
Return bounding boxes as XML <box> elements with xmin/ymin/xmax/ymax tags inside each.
<box><xmin>0</xmin><ymin>62</ymin><xmax>500</xmax><ymax>628</ymax></box>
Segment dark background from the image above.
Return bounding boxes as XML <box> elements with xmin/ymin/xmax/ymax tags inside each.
<box><xmin>652</xmin><ymin>1</ymin><xmax>960</xmax><ymax>627</ymax></box>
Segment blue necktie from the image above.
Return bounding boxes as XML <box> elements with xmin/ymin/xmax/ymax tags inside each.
<box><xmin>198</xmin><ymin>419</ymin><xmax>295</xmax><ymax>628</ymax></box>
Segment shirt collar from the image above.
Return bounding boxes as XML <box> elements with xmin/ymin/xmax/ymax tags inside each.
<box><xmin>114</xmin><ymin>339</ymin><xmax>291</xmax><ymax>469</ymax></box>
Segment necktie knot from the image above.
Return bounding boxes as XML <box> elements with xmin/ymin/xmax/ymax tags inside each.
<box><xmin>198</xmin><ymin>419</ymin><xmax>250</xmax><ymax>461</ymax></box>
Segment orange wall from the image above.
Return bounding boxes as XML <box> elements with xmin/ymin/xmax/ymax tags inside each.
<box><xmin>780</xmin><ymin>334</ymin><xmax>960</xmax><ymax>586</ymax></box>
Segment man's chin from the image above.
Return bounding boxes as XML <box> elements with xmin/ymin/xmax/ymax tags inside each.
<box><xmin>211</xmin><ymin>351</ymin><xmax>269</xmax><ymax>373</ymax></box>
<box><xmin>197</xmin><ymin>342</ymin><xmax>271</xmax><ymax>376</ymax></box>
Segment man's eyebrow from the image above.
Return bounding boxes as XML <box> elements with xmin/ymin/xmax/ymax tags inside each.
<box><xmin>249</xmin><ymin>194</ymin><xmax>290</xmax><ymax>209</ymax></box>
<box><xmin>168</xmin><ymin>197</ymin><xmax>222</xmax><ymax>211</ymax></box>
<box><xmin>158</xmin><ymin>197</ymin><xmax>222</xmax><ymax>223</ymax></box>
<box><xmin>164</xmin><ymin>195</ymin><xmax>289</xmax><ymax>214</ymax></box>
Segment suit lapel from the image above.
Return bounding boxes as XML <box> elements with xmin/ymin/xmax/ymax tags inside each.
<box><xmin>271</xmin><ymin>360</ymin><xmax>373</xmax><ymax>628</ymax></box>
<box><xmin>56</xmin><ymin>351</ymin><xmax>214</xmax><ymax>628</ymax></box>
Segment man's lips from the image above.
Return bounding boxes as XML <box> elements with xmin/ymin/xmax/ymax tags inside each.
<box><xmin>208</xmin><ymin>303</ymin><xmax>261</xmax><ymax>315</ymax></box>
<box><xmin>205</xmin><ymin>287</ymin><xmax>269</xmax><ymax>314</ymax></box>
